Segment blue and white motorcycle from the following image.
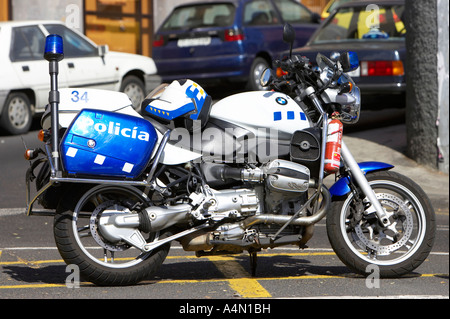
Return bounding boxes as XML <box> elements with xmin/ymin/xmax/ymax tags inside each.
<box><xmin>25</xmin><ymin>25</ymin><xmax>435</xmax><ymax>286</ymax></box>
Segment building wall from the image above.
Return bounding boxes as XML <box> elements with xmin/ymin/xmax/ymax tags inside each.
<box><xmin>84</xmin><ymin>0</ymin><xmax>153</xmax><ymax>56</ymax></box>
<box><xmin>11</xmin><ymin>0</ymin><xmax>83</xmax><ymax>30</ymax></box>
<box><xmin>3</xmin><ymin>0</ymin><xmax>154</xmax><ymax>56</ymax></box>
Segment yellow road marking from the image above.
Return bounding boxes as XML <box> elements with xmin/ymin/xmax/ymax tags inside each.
<box><xmin>1</xmin><ymin>274</ymin><xmax>447</xmax><ymax>290</ymax></box>
<box><xmin>1</xmin><ymin>253</ymin><xmax>447</xmax><ymax>294</ymax></box>
<box><xmin>0</xmin><ymin>283</ymin><xmax>69</xmax><ymax>289</ymax></box>
<box><xmin>0</xmin><ymin>252</ymin><xmax>336</xmax><ymax>266</ymax></box>
<box><xmin>207</xmin><ymin>256</ymin><xmax>271</xmax><ymax>298</ymax></box>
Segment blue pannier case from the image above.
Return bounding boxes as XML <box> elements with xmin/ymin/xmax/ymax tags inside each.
<box><xmin>60</xmin><ymin>109</ymin><xmax>158</xmax><ymax>178</ymax></box>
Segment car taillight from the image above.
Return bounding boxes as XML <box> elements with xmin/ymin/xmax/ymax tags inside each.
<box><xmin>224</xmin><ymin>29</ymin><xmax>244</xmax><ymax>41</ymax></box>
<box><xmin>360</xmin><ymin>61</ymin><xmax>404</xmax><ymax>76</ymax></box>
<box><xmin>153</xmin><ymin>35</ymin><xmax>165</xmax><ymax>47</ymax></box>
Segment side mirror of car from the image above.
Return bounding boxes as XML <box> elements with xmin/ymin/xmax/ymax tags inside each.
<box><xmin>340</xmin><ymin>51</ymin><xmax>359</xmax><ymax>73</ymax></box>
<box><xmin>283</xmin><ymin>23</ymin><xmax>295</xmax><ymax>57</ymax></box>
<box><xmin>98</xmin><ymin>44</ymin><xmax>109</xmax><ymax>57</ymax></box>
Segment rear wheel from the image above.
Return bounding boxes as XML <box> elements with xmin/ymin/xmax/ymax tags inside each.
<box><xmin>327</xmin><ymin>171</ymin><xmax>436</xmax><ymax>277</ymax></box>
<box><xmin>54</xmin><ymin>185</ymin><xmax>171</xmax><ymax>286</ymax></box>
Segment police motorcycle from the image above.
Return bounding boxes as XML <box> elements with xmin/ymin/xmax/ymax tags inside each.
<box><xmin>25</xmin><ymin>25</ymin><xmax>435</xmax><ymax>286</ymax></box>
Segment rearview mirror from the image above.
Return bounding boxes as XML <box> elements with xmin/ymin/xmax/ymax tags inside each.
<box><xmin>283</xmin><ymin>23</ymin><xmax>295</xmax><ymax>57</ymax></box>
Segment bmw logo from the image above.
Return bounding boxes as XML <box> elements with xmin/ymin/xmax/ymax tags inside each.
<box><xmin>276</xmin><ymin>97</ymin><xmax>288</xmax><ymax>105</ymax></box>
<box><xmin>87</xmin><ymin>139</ymin><xmax>96</xmax><ymax>148</ymax></box>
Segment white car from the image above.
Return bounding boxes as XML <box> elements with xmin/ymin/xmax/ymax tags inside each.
<box><xmin>0</xmin><ymin>20</ymin><xmax>161</xmax><ymax>135</ymax></box>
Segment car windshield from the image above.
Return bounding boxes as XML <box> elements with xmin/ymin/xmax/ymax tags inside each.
<box><xmin>160</xmin><ymin>3</ymin><xmax>236</xmax><ymax>31</ymax></box>
<box><xmin>311</xmin><ymin>4</ymin><xmax>405</xmax><ymax>44</ymax></box>
<box><xmin>45</xmin><ymin>24</ymin><xmax>97</xmax><ymax>58</ymax></box>
<box><xmin>327</xmin><ymin>0</ymin><xmax>353</xmax><ymax>14</ymax></box>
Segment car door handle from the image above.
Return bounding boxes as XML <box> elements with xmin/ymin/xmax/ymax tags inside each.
<box><xmin>68</xmin><ymin>62</ymin><xmax>75</xmax><ymax>68</ymax></box>
<box><xmin>22</xmin><ymin>65</ymin><xmax>30</xmax><ymax>72</ymax></box>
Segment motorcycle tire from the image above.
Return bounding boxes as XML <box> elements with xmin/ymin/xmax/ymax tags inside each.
<box><xmin>327</xmin><ymin>170</ymin><xmax>436</xmax><ymax>278</ymax></box>
<box><xmin>53</xmin><ymin>185</ymin><xmax>171</xmax><ymax>286</ymax></box>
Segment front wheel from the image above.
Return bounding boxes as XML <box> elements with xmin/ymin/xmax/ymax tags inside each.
<box><xmin>327</xmin><ymin>171</ymin><xmax>435</xmax><ymax>277</ymax></box>
<box><xmin>54</xmin><ymin>185</ymin><xmax>171</xmax><ymax>286</ymax></box>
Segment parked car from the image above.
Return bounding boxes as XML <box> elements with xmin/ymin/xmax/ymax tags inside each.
<box><xmin>292</xmin><ymin>0</ymin><xmax>406</xmax><ymax>108</ymax></box>
<box><xmin>152</xmin><ymin>0</ymin><xmax>321</xmax><ymax>91</ymax></box>
<box><xmin>0</xmin><ymin>20</ymin><xmax>161</xmax><ymax>135</ymax></box>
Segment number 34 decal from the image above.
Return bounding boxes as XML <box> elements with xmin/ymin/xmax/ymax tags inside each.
<box><xmin>71</xmin><ymin>90</ymin><xmax>89</xmax><ymax>103</ymax></box>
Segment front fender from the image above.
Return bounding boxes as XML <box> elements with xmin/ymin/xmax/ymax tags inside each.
<box><xmin>329</xmin><ymin>161</ymin><xmax>394</xmax><ymax>197</ymax></box>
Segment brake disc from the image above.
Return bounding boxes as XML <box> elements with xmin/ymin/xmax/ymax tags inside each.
<box><xmin>352</xmin><ymin>193</ymin><xmax>413</xmax><ymax>257</ymax></box>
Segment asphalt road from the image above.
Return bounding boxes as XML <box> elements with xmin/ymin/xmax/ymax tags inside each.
<box><xmin>0</xmin><ymin>105</ymin><xmax>448</xmax><ymax>303</ymax></box>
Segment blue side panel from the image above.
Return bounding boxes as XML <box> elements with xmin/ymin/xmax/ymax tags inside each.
<box><xmin>61</xmin><ymin>109</ymin><xmax>157</xmax><ymax>178</ymax></box>
<box><xmin>329</xmin><ymin>162</ymin><xmax>394</xmax><ymax>197</ymax></box>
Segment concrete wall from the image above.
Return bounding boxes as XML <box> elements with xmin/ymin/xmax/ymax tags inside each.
<box><xmin>12</xmin><ymin>0</ymin><xmax>83</xmax><ymax>31</ymax></box>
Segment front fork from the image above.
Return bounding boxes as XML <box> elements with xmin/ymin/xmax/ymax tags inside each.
<box><xmin>306</xmin><ymin>90</ymin><xmax>390</xmax><ymax>226</ymax></box>
<box><xmin>340</xmin><ymin>141</ymin><xmax>391</xmax><ymax>226</ymax></box>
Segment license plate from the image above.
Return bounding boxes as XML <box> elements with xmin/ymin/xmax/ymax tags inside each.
<box><xmin>347</xmin><ymin>67</ymin><xmax>360</xmax><ymax>77</ymax></box>
<box><xmin>177</xmin><ymin>37</ymin><xmax>211</xmax><ymax>47</ymax></box>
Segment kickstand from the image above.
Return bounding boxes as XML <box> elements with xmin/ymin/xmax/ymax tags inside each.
<box><xmin>249</xmin><ymin>251</ymin><xmax>257</xmax><ymax>277</ymax></box>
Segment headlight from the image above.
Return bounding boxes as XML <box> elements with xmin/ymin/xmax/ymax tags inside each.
<box><xmin>340</xmin><ymin>86</ymin><xmax>361</xmax><ymax>124</ymax></box>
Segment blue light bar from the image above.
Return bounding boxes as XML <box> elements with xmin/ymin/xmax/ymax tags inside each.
<box><xmin>44</xmin><ymin>34</ymin><xmax>64</xmax><ymax>61</ymax></box>
<box><xmin>348</xmin><ymin>51</ymin><xmax>359</xmax><ymax>71</ymax></box>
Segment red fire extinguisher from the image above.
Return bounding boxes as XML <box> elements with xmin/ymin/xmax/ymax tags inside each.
<box><xmin>324</xmin><ymin>115</ymin><xmax>343</xmax><ymax>174</ymax></box>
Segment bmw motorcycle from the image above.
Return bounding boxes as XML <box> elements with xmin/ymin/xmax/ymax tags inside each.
<box><xmin>25</xmin><ymin>25</ymin><xmax>435</xmax><ymax>286</ymax></box>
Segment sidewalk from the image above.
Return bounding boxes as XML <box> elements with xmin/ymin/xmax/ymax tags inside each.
<box><xmin>344</xmin><ymin>123</ymin><xmax>449</xmax><ymax>212</ymax></box>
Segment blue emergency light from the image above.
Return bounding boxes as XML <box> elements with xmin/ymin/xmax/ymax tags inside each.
<box><xmin>44</xmin><ymin>34</ymin><xmax>64</xmax><ymax>62</ymax></box>
<box><xmin>348</xmin><ymin>51</ymin><xmax>359</xmax><ymax>71</ymax></box>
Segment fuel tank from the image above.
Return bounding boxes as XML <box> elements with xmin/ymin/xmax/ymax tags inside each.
<box><xmin>210</xmin><ymin>91</ymin><xmax>311</xmax><ymax>139</ymax></box>
<box><xmin>207</xmin><ymin>91</ymin><xmax>312</xmax><ymax>162</ymax></box>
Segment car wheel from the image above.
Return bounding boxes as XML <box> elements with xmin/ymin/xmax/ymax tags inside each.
<box><xmin>0</xmin><ymin>92</ymin><xmax>32</xmax><ymax>135</ymax></box>
<box><xmin>120</xmin><ymin>75</ymin><xmax>145</xmax><ymax>112</ymax></box>
<box><xmin>247</xmin><ymin>57</ymin><xmax>270</xmax><ymax>91</ymax></box>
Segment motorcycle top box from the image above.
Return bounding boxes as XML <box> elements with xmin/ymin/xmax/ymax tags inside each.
<box><xmin>60</xmin><ymin>109</ymin><xmax>158</xmax><ymax>178</ymax></box>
